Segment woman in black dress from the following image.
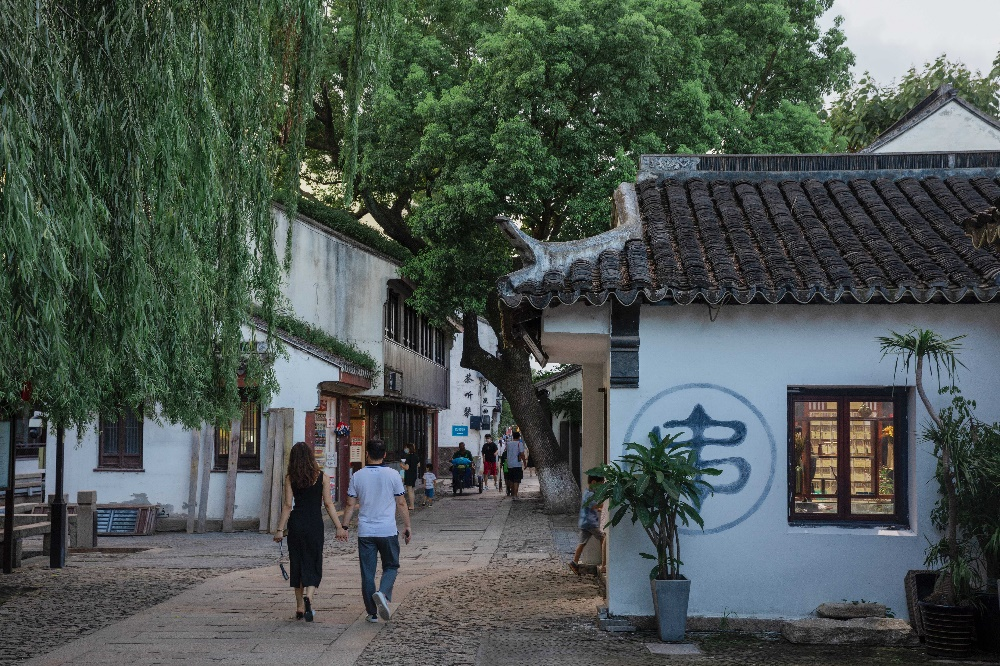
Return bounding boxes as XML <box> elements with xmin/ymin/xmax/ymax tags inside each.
<box><xmin>274</xmin><ymin>442</ymin><xmax>348</xmax><ymax>621</ymax></box>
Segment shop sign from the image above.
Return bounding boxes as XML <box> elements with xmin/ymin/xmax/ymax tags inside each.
<box><xmin>349</xmin><ymin>437</ymin><xmax>364</xmax><ymax>463</ymax></box>
<box><xmin>452</xmin><ymin>425</ymin><xmax>468</xmax><ymax>437</ymax></box>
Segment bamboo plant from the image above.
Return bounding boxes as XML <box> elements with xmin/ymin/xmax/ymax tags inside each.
<box><xmin>588</xmin><ymin>428</ymin><xmax>720</xmax><ymax>580</ymax></box>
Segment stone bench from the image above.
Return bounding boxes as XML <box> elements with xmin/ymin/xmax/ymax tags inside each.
<box><xmin>0</xmin><ymin>521</ymin><xmax>52</xmax><ymax>567</ymax></box>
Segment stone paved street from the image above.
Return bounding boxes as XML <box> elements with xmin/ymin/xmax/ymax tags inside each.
<box><xmin>2</xmin><ymin>477</ymin><xmax>998</xmax><ymax>665</ymax></box>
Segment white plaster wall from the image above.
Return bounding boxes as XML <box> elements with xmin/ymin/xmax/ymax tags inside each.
<box><xmin>45</xmin><ymin>341</ymin><xmax>340</xmax><ymax>523</ymax></box>
<box><xmin>871</xmin><ymin>101</ymin><xmax>1000</xmax><ymax>153</ymax></box>
<box><xmin>274</xmin><ymin>207</ymin><xmax>400</xmax><ymax>396</ymax></box>
<box><xmin>580</xmin><ymin>363</ymin><xmax>607</xmax><ymax>479</ymax></box>
<box><xmin>437</xmin><ymin>320</ymin><xmax>500</xmax><ymax>457</ymax></box>
<box><xmin>606</xmin><ymin>303</ymin><xmax>1000</xmax><ymax>620</ymax></box>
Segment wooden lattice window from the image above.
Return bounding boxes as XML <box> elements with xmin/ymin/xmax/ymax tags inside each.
<box><xmin>98</xmin><ymin>409</ymin><xmax>144</xmax><ymax>470</ymax></box>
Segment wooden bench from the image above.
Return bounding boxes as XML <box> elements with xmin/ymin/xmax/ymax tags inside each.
<box><xmin>0</xmin><ymin>521</ymin><xmax>52</xmax><ymax>568</ymax></box>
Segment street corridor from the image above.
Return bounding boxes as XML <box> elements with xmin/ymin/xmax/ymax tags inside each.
<box><xmin>2</xmin><ymin>477</ymin><xmax>953</xmax><ymax>665</ymax></box>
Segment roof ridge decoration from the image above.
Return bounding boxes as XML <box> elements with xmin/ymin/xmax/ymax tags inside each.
<box><xmin>962</xmin><ymin>203</ymin><xmax>1000</xmax><ymax>249</ymax></box>
<box><xmin>497</xmin><ymin>183</ymin><xmax>645</xmax><ymax>307</ymax></box>
<box><xmin>498</xmin><ymin>153</ymin><xmax>1000</xmax><ymax>310</ymax></box>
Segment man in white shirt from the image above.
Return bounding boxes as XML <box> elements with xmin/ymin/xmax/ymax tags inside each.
<box><xmin>505</xmin><ymin>430</ymin><xmax>527</xmax><ymax>500</ymax></box>
<box><xmin>342</xmin><ymin>439</ymin><xmax>412</xmax><ymax>623</ymax></box>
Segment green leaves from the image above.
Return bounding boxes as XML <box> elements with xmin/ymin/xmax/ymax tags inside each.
<box><xmin>1</xmin><ymin>1</ymin><xmax>321</xmax><ymax>427</ymax></box>
<box><xmin>828</xmin><ymin>54</ymin><xmax>1000</xmax><ymax>152</ymax></box>
<box><xmin>587</xmin><ymin>427</ymin><xmax>720</xmax><ymax>579</ymax></box>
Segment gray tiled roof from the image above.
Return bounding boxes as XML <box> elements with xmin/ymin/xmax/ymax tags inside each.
<box><xmin>498</xmin><ymin>152</ymin><xmax>1000</xmax><ymax>308</ymax></box>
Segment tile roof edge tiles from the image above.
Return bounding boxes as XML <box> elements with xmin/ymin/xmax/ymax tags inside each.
<box><xmin>248</xmin><ymin>316</ymin><xmax>375</xmax><ymax>379</ymax></box>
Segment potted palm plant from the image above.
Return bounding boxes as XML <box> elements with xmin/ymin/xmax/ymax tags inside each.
<box><xmin>588</xmin><ymin>428</ymin><xmax>720</xmax><ymax>642</ymax></box>
<box><xmin>878</xmin><ymin>329</ymin><xmax>982</xmax><ymax>658</ymax></box>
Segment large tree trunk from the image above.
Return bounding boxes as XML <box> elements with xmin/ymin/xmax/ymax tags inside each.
<box><xmin>460</xmin><ymin>303</ymin><xmax>579</xmax><ymax>514</ymax></box>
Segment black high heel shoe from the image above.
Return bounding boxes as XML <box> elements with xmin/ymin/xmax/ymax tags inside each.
<box><xmin>303</xmin><ymin>596</ymin><xmax>314</xmax><ymax>622</ymax></box>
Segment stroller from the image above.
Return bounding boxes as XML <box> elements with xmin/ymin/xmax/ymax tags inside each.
<box><xmin>451</xmin><ymin>456</ymin><xmax>484</xmax><ymax>495</ymax></box>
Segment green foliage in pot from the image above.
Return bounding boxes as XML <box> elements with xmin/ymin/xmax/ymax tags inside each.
<box><xmin>925</xmin><ymin>390</ymin><xmax>1000</xmax><ymax>598</ymax></box>
<box><xmin>879</xmin><ymin>328</ymin><xmax>1000</xmax><ymax>604</ymax></box>
<box><xmin>588</xmin><ymin>428</ymin><xmax>720</xmax><ymax>581</ymax></box>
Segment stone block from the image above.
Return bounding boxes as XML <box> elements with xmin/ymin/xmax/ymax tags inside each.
<box><xmin>77</xmin><ymin>490</ymin><xmax>97</xmax><ymax>505</ymax></box>
<box><xmin>781</xmin><ymin>617</ymin><xmax>918</xmax><ymax>646</ymax></box>
<box><xmin>816</xmin><ymin>602</ymin><xmax>886</xmax><ymax>619</ymax></box>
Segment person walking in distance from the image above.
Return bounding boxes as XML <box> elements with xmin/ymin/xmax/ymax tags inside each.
<box><xmin>422</xmin><ymin>463</ymin><xmax>437</xmax><ymax>506</ymax></box>
<box><xmin>273</xmin><ymin>442</ymin><xmax>349</xmax><ymax>622</ymax></box>
<box><xmin>342</xmin><ymin>439</ymin><xmax>412</xmax><ymax>623</ymax></box>
<box><xmin>400</xmin><ymin>443</ymin><xmax>419</xmax><ymax>510</ymax></box>
<box><xmin>481</xmin><ymin>434</ymin><xmax>500</xmax><ymax>491</ymax></box>
<box><xmin>505</xmin><ymin>430</ymin><xmax>527</xmax><ymax>500</ymax></box>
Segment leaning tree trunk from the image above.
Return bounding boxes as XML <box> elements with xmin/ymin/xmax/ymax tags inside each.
<box><xmin>460</xmin><ymin>305</ymin><xmax>579</xmax><ymax>514</ymax></box>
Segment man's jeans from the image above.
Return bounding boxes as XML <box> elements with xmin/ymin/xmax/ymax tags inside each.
<box><xmin>358</xmin><ymin>535</ymin><xmax>400</xmax><ymax>617</ymax></box>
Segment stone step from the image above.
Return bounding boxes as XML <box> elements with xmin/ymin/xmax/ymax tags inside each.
<box><xmin>781</xmin><ymin>617</ymin><xmax>918</xmax><ymax>646</ymax></box>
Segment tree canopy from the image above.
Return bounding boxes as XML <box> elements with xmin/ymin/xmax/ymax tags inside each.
<box><xmin>309</xmin><ymin>0</ymin><xmax>853</xmax><ymax>320</ymax></box>
<box><xmin>1</xmin><ymin>1</ymin><xmax>321</xmax><ymax>427</ymax></box>
<box><xmin>304</xmin><ymin>0</ymin><xmax>852</xmax><ymax>509</ymax></box>
<box><xmin>827</xmin><ymin>53</ymin><xmax>1000</xmax><ymax>152</ymax></box>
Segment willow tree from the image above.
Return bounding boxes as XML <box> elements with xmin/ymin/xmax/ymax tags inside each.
<box><xmin>0</xmin><ymin>2</ymin><xmax>326</xmax><ymax>428</ymax></box>
<box><xmin>306</xmin><ymin>0</ymin><xmax>852</xmax><ymax>512</ymax></box>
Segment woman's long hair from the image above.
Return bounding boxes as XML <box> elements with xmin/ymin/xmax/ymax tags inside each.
<box><xmin>287</xmin><ymin>441</ymin><xmax>320</xmax><ymax>490</ymax></box>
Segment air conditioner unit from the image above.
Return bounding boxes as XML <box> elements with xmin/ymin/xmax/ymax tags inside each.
<box><xmin>386</xmin><ymin>369</ymin><xmax>403</xmax><ymax>394</ymax></box>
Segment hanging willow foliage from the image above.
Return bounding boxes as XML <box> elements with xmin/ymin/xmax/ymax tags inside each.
<box><xmin>0</xmin><ymin>1</ymin><xmax>321</xmax><ymax>428</ymax></box>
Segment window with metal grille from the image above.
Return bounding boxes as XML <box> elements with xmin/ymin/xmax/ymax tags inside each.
<box><xmin>214</xmin><ymin>391</ymin><xmax>262</xmax><ymax>471</ymax></box>
<box><xmin>98</xmin><ymin>409</ymin><xmax>143</xmax><ymax>470</ymax></box>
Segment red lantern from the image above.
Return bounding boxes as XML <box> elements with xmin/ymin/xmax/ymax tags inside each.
<box><xmin>20</xmin><ymin>381</ymin><xmax>32</xmax><ymax>402</ymax></box>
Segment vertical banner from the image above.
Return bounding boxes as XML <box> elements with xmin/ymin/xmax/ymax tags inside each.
<box><xmin>313</xmin><ymin>401</ymin><xmax>327</xmax><ymax>467</ymax></box>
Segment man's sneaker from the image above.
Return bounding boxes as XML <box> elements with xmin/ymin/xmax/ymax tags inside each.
<box><xmin>366</xmin><ymin>615</ymin><xmax>379</xmax><ymax>623</ymax></box>
<box><xmin>569</xmin><ymin>561</ymin><xmax>581</xmax><ymax>576</ymax></box>
<box><xmin>372</xmin><ymin>591</ymin><xmax>391</xmax><ymax>621</ymax></box>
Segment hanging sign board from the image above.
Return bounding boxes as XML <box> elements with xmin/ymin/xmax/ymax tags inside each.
<box><xmin>0</xmin><ymin>421</ymin><xmax>11</xmax><ymax>490</ymax></box>
<box><xmin>452</xmin><ymin>425</ymin><xmax>469</xmax><ymax>437</ymax></box>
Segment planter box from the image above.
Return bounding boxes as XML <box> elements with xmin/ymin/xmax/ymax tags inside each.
<box><xmin>651</xmin><ymin>577</ymin><xmax>690</xmax><ymax>642</ymax></box>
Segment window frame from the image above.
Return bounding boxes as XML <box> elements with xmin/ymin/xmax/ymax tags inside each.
<box><xmin>97</xmin><ymin>408</ymin><xmax>144</xmax><ymax>470</ymax></box>
<box><xmin>213</xmin><ymin>390</ymin><xmax>262</xmax><ymax>472</ymax></box>
<box><xmin>787</xmin><ymin>387</ymin><xmax>909</xmax><ymax>527</ymax></box>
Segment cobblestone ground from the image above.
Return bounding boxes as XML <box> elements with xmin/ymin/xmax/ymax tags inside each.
<box><xmin>0</xmin><ymin>561</ymin><xmax>218</xmax><ymax>665</ymax></box>
<box><xmin>356</xmin><ymin>490</ymin><xmax>995</xmax><ymax>666</ymax></box>
<box><xmin>0</xmin><ymin>524</ymin><xmax>358</xmax><ymax>666</ymax></box>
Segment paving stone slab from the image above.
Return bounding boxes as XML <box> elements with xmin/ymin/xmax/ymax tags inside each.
<box><xmin>816</xmin><ymin>602</ymin><xmax>887</xmax><ymax>620</ymax></box>
<box><xmin>781</xmin><ymin>617</ymin><xmax>919</xmax><ymax>646</ymax></box>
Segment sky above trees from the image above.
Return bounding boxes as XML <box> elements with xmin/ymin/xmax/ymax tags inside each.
<box><xmin>820</xmin><ymin>0</ymin><xmax>998</xmax><ymax>84</ymax></box>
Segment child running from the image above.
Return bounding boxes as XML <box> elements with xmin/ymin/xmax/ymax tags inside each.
<box><xmin>422</xmin><ymin>466</ymin><xmax>437</xmax><ymax>506</ymax></box>
<box><xmin>569</xmin><ymin>474</ymin><xmax>605</xmax><ymax>575</ymax></box>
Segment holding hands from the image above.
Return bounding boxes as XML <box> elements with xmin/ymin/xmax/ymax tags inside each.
<box><xmin>335</xmin><ymin>526</ymin><xmax>349</xmax><ymax>542</ymax></box>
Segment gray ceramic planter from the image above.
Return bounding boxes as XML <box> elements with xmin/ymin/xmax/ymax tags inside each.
<box><xmin>651</xmin><ymin>577</ymin><xmax>691</xmax><ymax>642</ymax></box>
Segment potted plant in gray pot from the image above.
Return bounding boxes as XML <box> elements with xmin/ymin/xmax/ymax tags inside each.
<box><xmin>588</xmin><ymin>428</ymin><xmax>720</xmax><ymax>642</ymax></box>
